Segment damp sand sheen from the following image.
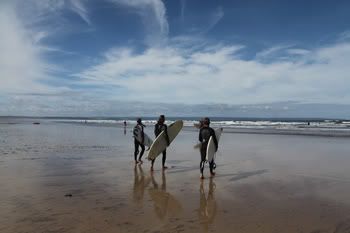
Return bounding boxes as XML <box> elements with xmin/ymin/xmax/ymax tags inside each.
<box><xmin>1</xmin><ymin>121</ymin><xmax>350</xmax><ymax>233</ymax></box>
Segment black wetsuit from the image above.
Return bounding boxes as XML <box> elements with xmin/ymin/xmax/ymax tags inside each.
<box><xmin>133</xmin><ymin>124</ymin><xmax>145</xmax><ymax>161</ymax></box>
<box><xmin>154</xmin><ymin>123</ymin><xmax>169</xmax><ymax>167</ymax></box>
<box><xmin>199</xmin><ymin>126</ymin><xmax>218</xmax><ymax>174</ymax></box>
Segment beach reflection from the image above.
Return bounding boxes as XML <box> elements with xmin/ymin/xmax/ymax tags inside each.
<box><xmin>148</xmin><ymin>171</ymin><xmax>182</xmax><ymax>221</ymax></box>
<box><xmin>198</xmin><ymin>178</ymin><xmax>217</xmax><ymax>232</ymax></box>
<box><xmin>133</xmin><ymin>165</ymin><xmax>150</xmax><ymax>207</ymax></box>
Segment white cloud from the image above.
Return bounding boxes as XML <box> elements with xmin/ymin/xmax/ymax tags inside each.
<box><xmin>1</xmin><ymin>0</ymin><xmax>350</xmax><ymax>116</ymax></box>
<box><xmin>0</xmin><ymin>1</ymin><xmax>74</xmax><ymax>96</ymax></box>
<box><xmin>75</xmin><ymin>40</ymin><xmax>350</xmax><ymax>105</ymax></box>
<box><xmin>0</xmin><ymin>4</ymin><xmax>51</xmax><ymax>94</ymax></box>
<box><xmin>108</xmin><ymin>0</ymin><xmax>169</xmax><ymax>45</ymax></box>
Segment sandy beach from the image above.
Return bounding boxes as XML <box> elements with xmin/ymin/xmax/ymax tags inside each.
<box><xmin>1</xmin><ymin>121</ymin><xmax>350</xmax><ymax>233</ymax></box>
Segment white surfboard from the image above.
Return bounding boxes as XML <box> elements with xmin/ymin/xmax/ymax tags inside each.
<box><xmin>147</xmin><ymin>120</ymin><xmax>184</xmax><ymax>160</ymax></box>
<box><xmin>134</xmin><ymin>127</ymin><xmax>153</xmax><ymax>148</ymax></box>
<box><xmin>206</xmin><ymin>128</ymin><xmax>223</xmax><ymax>161</ymax></box>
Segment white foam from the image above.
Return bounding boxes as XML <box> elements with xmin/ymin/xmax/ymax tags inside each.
<box><xmin>54</xmin><ymin>118</ymin><xmax>350</xmax><ymax>132</ymax></box>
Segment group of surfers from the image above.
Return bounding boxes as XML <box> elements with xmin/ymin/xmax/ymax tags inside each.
<box><xmin>132</xmin><ymin>115</ymin><xmax>218</xmax><ymax>179</ymax></box>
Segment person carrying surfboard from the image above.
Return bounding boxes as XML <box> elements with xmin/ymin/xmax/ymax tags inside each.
<box><xmin>199</xmin><ymin>117</ymin><xmax>218</xmax><ymax>179</ymax></box>
<box><xmin>133</xmin><ymin>118</ymin><xmax>146</xmax><ymax>164</ymax></box>
<box><xmin>151</xmin><ymin>115</ymin><xmax>170</xmax><ymax>171</ymax></box>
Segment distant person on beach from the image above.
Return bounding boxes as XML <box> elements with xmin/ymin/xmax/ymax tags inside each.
<box><xmin>124</xmin><ymin>121</ymin><xmax>127</xmax><ymax>127</ymax></box>
<box><xmin>133</xmin><ymin>118</ymin><xmax>145</xmax><ymax>164</ymax></box>
<box><xmin>151</xmin><ymin>115</ymin><xmax>169</xmax><ymax>171</ymax></box>
<box><xmin>199</xmin><ymin>117</ymin><xmax>218</xmax><ymax>179</ymax></box>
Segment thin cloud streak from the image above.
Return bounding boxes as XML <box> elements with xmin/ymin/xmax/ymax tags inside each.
<box><xmin>255</xmin><ymin>44</ymin><xmax>294</xmax><ymax>60</ymax></box>
<box><xmin>109</xmin><ymin>0</ymin><xmax>169</xmax><ymax>45</ymax></box>
<box><xmin>203</xmin><ymin>6</ymin><xmax>224</xmax><ymax>33</ymax></box>
<box><xmin>180</xmin><ymin>0</ymin><xmax>186</xmax><ymax>22</ymax></box>
<box><xmin>287</xmin><ymin>49</ymin><xmax>311</xmax><ymax>55</ymax></box>
<box><xmin>69</xmin><ymin>0</ymin><xmax>91</xmax><ymax>25</ymax></box>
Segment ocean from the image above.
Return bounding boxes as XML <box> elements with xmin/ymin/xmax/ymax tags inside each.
<box><xmin>1</xmin><ymin>116</ymin><xmax>350</xmax><ymax>137</ymax></box>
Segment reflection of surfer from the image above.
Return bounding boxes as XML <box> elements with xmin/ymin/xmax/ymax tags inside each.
<box><xmin>198</xmin><ymin>178</ymin><xmax>217</xmax><ymax>232</ymax></box>
<box><xmin>133</xmin><ymin>164</ymin><xmax>150</xmax><ymax>206</ymax></box>
<box><xmin>148</xmin><ymin>171</ymin><xmax>182</xmax><ymax>221</ymax></box>
<box><xmin>199</xmin><ymin>118</ymin><xmax>218</xmax><ymax>179</ymax></box>
<box><xmin>149</xmin><ymin>171</ymin><xmax>167</xmax><ymax>220</ymax></box>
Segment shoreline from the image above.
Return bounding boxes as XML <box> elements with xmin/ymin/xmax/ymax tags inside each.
<box><xmin>43</xmin><ymin>121</ymin><xmax>350</xmax><ymax>138</ymax></box>
<box><xmin>2</xmin><ymin>116</ymin><xmax>350</xmax><ymax>137</ymax></box>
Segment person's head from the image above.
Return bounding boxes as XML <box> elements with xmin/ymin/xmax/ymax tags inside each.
<box><xmin>203</xmin><ymin>117</ymin><xmax>210</xmax><ymax>126</ymax></box>
<box><xmin>137</xmin><ymin>118</ymin><xmax>142</xmax><ymax>124</ymax></box>
<box><xmin>158</xmin><ymin>115</ymin><xmax>165</xmax><ymax>124</ymax></box>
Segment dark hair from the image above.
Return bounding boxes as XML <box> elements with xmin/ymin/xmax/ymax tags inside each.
<box><xmin>204</xmin><ymin>117</ymin><xmax>210</xmax><ymax>125</ymax></box>
<box><xmin>158</xmin><ymin>115</ymin><xmax>165</xmax><ymax>123</ymax></box>
<box><xmin>137</xmin><ymin>118</ymin><xmax>142</xmax><ymax>124</ymax></box>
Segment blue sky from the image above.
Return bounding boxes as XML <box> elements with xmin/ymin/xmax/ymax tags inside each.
<box><xmin>1</xmin><ymin>0</ymin><xmax>350</xmax><ymax>117</ymax></box>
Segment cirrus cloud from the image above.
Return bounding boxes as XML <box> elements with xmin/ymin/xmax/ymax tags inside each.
<box><xmin>108</xmin><ymin>0</ymin><xmax>169</xmax><ymax>45</ymax></box>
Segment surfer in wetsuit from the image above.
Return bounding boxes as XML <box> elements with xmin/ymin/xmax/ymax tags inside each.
<box><xmin>151</xmin><ymin>115</ymin><xmax>170</xmax><ymax>171</ymax></box>
<box><xmin>199</xmin><ymin>117</ymin><xmax>218</xmax><ymax>179</ymax></box>
<box><xmin>133</xmin><ymin>118</ymin><xmax>145</xmax><ymax>164</ymax></box>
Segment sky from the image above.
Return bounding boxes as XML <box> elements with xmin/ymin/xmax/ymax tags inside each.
<box><xmin>1</xmin><ymin>0</ymin><xmax>350</xmax><ymax>117</ymax></box>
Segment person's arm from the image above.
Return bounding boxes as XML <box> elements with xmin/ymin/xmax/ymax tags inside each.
<box><xmin>164</xmin><ymin>125</ymin><xmax>170</xmax><ymax>146</ymax></box>
<box><xmin>199</xmin><ymin>128</ymin><xmax>203</xmax><ymax>142</ymax></box>
<box><xmin>211</xmin><ymin>128</ymin><xmax>218</xmax><ymax>151</ymax></box>
<box><xmin>141</xmin><ymin>126</ymin><xmax>145</xmax><ymax>144</ymax></box>
<box><xmin>154</xmin><ymin>124</ymin><xmax>158</xmax><ymax>137</ymax></box>
<box><xmin>132</xmin><ymin>126</ymin><xmax>137</xmax><ymax>137</ymax></box>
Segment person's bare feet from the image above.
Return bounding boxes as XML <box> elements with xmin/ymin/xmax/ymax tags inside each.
<box><xmin>162</xmin><ymin>166</ymin><xmax>168</xmax><ymax>170</ymax></box>
<box><xmin>210</xmin><ymin>172</ymin><xmax>216</xmax><ymax>177</ymax></box>
<box><xmin>200</xmin><ymin>174</ymin><xmax>204</xmax><ymax>179</ymax></box>
<box><xmin>150</xmin><ymin>166</ymin><xmax>154</xmax><ymax>172</ymax></box>
<box><xmin>138</xmin><ymin>160</ymin><xmax>143</xmax><ymax>164</ymax></box>
<box><xmin>135</xmin><ymin>160</ymin><xmax>138</xmax><ymax>165</ymax></box>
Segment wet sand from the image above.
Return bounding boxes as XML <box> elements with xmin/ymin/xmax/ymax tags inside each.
<box><xmin>1</xmin><ymin>122</ymin><xmax>350</xmax><ymax>233</ymax></box>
